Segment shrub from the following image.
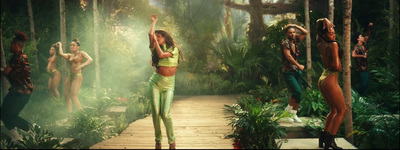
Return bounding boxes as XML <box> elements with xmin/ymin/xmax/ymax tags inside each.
<box><xmin>224</xmin><ymin>95</ymin><xmax>289</xmax><ymax>149</ymax></box>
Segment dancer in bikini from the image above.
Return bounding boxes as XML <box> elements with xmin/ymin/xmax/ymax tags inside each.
<box><xmin>147</xmin><ymin>14</ymin><xmax>183</xmax><ymax>149</ymax></box>
<box><xmin>58</xmin><ymin>39</ymin><xmax>93</xmax><ymax>112</ymax></box>
<box><xmin>316</xmin><ymin>18</ymin><xmax>346</xmax><ymax>149</ymax></box>
<box><xmin>47</xmin><ymin>43</ymin><xmax>61</xmax><ymax>99</ymax></box>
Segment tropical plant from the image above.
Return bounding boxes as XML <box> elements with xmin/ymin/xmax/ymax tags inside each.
<box><xmin>299</xmin><ymin>89</ymin><xmax>330</xmax><ymax>118</ymax></box>
<box><xmin>111</xmin><ymin>114</ymin><xmax>129</xmax><ymax>135</ymax></box>
<box><xmin>125</xmin><ymin>82</ymin><xmax>152</xmax><ymax>123</ymax></box>
<box><xmin>66</xmin><ymin>110</ymin><xmax>110</xmax><ymax>149</ymax></box>
<box><xmin>1</xmin><ymin>124</ymin><xmax>64</xmax><ymax>149</ymax></box>
<box><xmin>224</xmin><ymin>95</ymin><xmax>289</xmax><ymax>149</ymax></box>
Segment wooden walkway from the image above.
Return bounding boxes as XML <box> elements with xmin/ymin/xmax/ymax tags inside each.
<box><xmin>90</xmin><ymin>95</ymin><xmax>238</xmax><ymax>149</ymax></box>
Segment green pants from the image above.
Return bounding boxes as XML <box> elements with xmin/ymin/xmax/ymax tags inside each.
<box><xmin>356</xmin><ymin>71</ymin><xmax>369</xmax><ymax>97</ymax></box>
<box><xmin>147</xmin><ymin>72</ymin><xmax>176</xmax><ymax>144</ymax></box>
<box><xmin>283</xmin><ymin>70</ymin><xmax>303</xmax><ymax>103</ymax></box>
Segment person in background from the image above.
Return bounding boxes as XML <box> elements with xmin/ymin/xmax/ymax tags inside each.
<box><xmin>147</xmin><ymin>14</ymin><xmax>183</xmax><ymax>149</ymax></box>
<box><xmin>316</xmin><ymin>18</ymin><xmax>346</xmax><ymax>149</ymax></box>
<box><xmin>352</xmin><ymin>22</ymin><xmax>373</xmax><ymax>97</ymax></box>
<box><xmin>47</xmin><ymin>43</ymin><xmax>61</xmax><ymax>99</ymax></box>
<box><xmin>280</xmin><ymin>23</ymin><xmax>308</xmax><ymax>123</ymax></box>
<box><xmin>0</xmin><ymin>31</ymin><xmax>34</xmax><ymax>143</ymax></box>
<box><xmin>58</xmin><ymin>39</ymin><xmax>93</xmax><ymax>112</ymax></box>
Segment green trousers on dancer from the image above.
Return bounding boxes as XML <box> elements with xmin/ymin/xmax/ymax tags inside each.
<box><xmin>147</xmin><ymin>72</ymin><xmax>176</xmax><ymax>144</ymax></box>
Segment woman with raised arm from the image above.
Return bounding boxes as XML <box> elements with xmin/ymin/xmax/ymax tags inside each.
<box><xmin>47</xmin><ymin>43</ymin><xmax>61</xmax><ymax>99</ymax></box>
<box><xmin>147</xmin><ymin>14</ymin><xmax>183</xmax><ymax>149</ymax></box>
<box><xmin>58</xmin><ymin>39</ymin><xmax>93</xmax><ymax>112</ymax></box>
<box><xmin>316</xmin><ymin>18</ymin><xmax>346</xmax><ymax>149</ymax></box>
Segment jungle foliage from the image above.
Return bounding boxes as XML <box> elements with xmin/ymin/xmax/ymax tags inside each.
<box><xmin>1</xmin><ymin>0</ymin><xmax>398</xmax><ymax>149</ymax></box>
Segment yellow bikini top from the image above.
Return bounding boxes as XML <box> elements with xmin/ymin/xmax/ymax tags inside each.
<box><xmin>151</xmin><ymin>44</ymin><xmax>179</xmax><ymax>67</ymax></box>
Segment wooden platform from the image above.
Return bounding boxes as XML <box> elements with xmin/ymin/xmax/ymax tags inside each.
<box><xmin>277</xmin><ymin>138</ymin><xmax>358</xmax><ymax>149</ymax></box>
<box><xmin>277</xmin><ymin>117</ymin><xmax>358</xmax><ymax>149</ymax></box>
<box><xmin>90</xmin><ymin>95</ymin><xmax>238</xmax><ymax>149</ymax></box>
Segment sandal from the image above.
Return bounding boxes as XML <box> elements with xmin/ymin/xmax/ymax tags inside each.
<box><xmin>155</xmin><ymin>143</ymin><xmax>161</xmax><ymax>149</ymax></box>
<box><xmin>169</xmin><ymin>142</ymin><xmax>176</xmax><ymax>149</ymax></box>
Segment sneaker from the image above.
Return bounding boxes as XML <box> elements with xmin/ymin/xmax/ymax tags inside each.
<box><xmin>285</xmin><ymin>105</ymin><xmax>293</xmax><ymax>112</ymax></box>
<box><xmin>287</xmin><ymin>117</ymin><xmax>294</xmax><ymax>122</ymax></box>
<box><xmin>292</xmin><ymin>114</ymin><xmax>302</xmax><ymax>123</ymax></box>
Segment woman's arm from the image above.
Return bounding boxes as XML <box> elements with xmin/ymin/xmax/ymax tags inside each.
<box><xmin>149</xmin><ymin>15</ymin><xmax>157</xmax><ymax>49</ymax></box>
<box><xmin>58</xmin><ymin>42</ymin><xmax>69</xmax><ymax>59</ymax></box>
<box><xmin>330</xmin><ymin>42</ymin><xmax>342</xmax><ymax>72</ymax></box>
<box><xmin>153</xmin><ymin>34</ymin><xmax>173</xmax><ymax>58</ymax></box>
<box><xmin>46</xmin><ymin>60</ymin><xmax>51</xmax><ymax>72</ymax></box>
<box><xmin>76</xmin><ymin>51</ymin><xmax>93</xmax><ymax>70</ymax></box>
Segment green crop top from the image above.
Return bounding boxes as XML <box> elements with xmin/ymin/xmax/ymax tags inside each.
<box><xmin>150</xmin><ymin>44</ymin><xmax>179</xmax><ymax>67</ymax></box>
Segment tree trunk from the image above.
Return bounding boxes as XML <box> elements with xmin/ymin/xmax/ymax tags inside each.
<box><xmin>60</xmin><ymin>0</ymin><xmax>67</xmax><ymax>81</ymax></box>
<box><xmin>222</xmin><ymin>0</ymin><xmax>299</xmax><ymax>47</ymax></box>
<box><xmin>0</xmin><ymin>27</ymin><xmax>9</xmax><ymax>99</ymax></box>
<box><xmin>305</xmin><ymin>0</ymin><xmax>312</xmax><ymax>88</ymax></box>
<box><xmin>93</xmin><ymin>0</ymin><xmax>101</xmax><ymax>97</ymax></box>
<box><xmin>27</xmin><ymin>0</ymin><xmax>39</xmax><ymax>73</ymax></box>
<box><xmin>223</xmin><ymin>4</ymin><xmax>233</xmax><ymax>39</ymax></box>
<box><xmin>342</xmin><ymin>0</ymin><xmax>353</xmax><ymax>144</ymax></box>
<box><xmin>247</xmin><ymin>0</ymin><xmax>266</xmax><ymax>47</ymax></box>
<box><xmin>328</xmin><ymin>0</ymin><xmax>334</xmax><ymax>22</ymax></box>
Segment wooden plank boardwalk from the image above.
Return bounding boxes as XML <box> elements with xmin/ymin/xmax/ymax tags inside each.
<box><xmin>90</xmin><ymin>95</ymin><xmax>238</xmax><ymax>149</ymax></box>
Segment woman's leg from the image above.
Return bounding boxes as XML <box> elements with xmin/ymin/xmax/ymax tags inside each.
<box><xmin>63</xmin><ymin>77</ymin><xmax>72</xmax><ymax>112</ymax></box>
<box><xmin>52</xmin><ymin>70</ymin><xmax>61</xmax><ymax>99</ymax></box>
<box><xmin>320</xmin><ymin>75</ymin><xmax>346</xmax><ymax>135</ymax></box>
<box><xmin>318</xmin><ymin>79</ymin><xmax>336</xmax><ymax>133</ymax></box>
<box><xmin>48</xmin><ymin>77</ymin><xmax>54</xmax><ymax>98</ymax></box>
<box><xmin>160</xmin><ymin>89</ymin><xmax>175</xmax><ymax>144</ymax></box>
<box><xmin>148</xmin><ymin>80</ymin><xmax>162</xmax><ymax>144</ymax></box>
<box><xmin>70</xmin><ymin>76</ymin><xmax>83</xmax><ymax>111</ymax></box>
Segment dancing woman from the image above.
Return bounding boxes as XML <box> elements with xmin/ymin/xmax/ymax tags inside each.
<box><xmin>316</xmin><ymin>18</ymin><xmax>346</xmax><ymax>149</ymax></box>
<box><xmin>58</xmin><ymin>39</ymin><xmax>93</xmax><ymax>112</ymax></box>
<box><xmin>47</xmin><ymin>43</ymin><xmax>61</xmax><ymax>98</ymax></box>
<box><xmin>147</xmin><ymin>14</ymin><xmax>183</xmax><ymax>149</ymax></box>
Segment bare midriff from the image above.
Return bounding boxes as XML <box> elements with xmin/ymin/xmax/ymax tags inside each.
<box><xmin>156</xmin><ymin>66</ymin><xmax>177</xmax><ymax>76</ymax></box>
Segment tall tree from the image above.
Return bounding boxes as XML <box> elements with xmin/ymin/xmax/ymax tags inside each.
<box><xmin>305</xmin><ymin>0</ymin><xmax>312</xmax><ymax>87</ymax></box>
<box><xmin>222</xmin><ymin>0</ymin><xmax>299</xmax><ymax>46</ymax></box>
<box><xmin>328</xmin><ymin>0</ymin><xmax>334</xmax><ymax>22</ymax></box>
<box><xmin>223</xmin><ymin>4</ymin><xmax>234</xmax><ymax>39</ymax></box>
<box><xmin>93</xmin><ymin>0</ymin><xmax>101</xmax><ymax>97</ymax></box>
<box><xmin>0</xmin><ymin>27</ymin><xmax>9</xmax><ymax>98</ymax></box>
<box><xmin>27</xmin><ymin>0</ymin><xmax>39</xmax><ymax>73</ymax></box>
<box><xmin>60</xmin><ymin>0</ymin><xmax>67</xmax><ymax>81</ymax></box>
<box><xmin>388</xmin><ymin>0</ymin><xmax>399</xmax><ymax>56</ymax></box>
<box><xmin>343</xmin><ymin>0</ymin><xmax>353</xmax><ymax>144</ymax></box>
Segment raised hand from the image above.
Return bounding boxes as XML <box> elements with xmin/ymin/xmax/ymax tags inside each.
<box><xmin>151</xmin><ymin>15</ymin><xmax>158</xmax><ymax>23</ymax></box>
